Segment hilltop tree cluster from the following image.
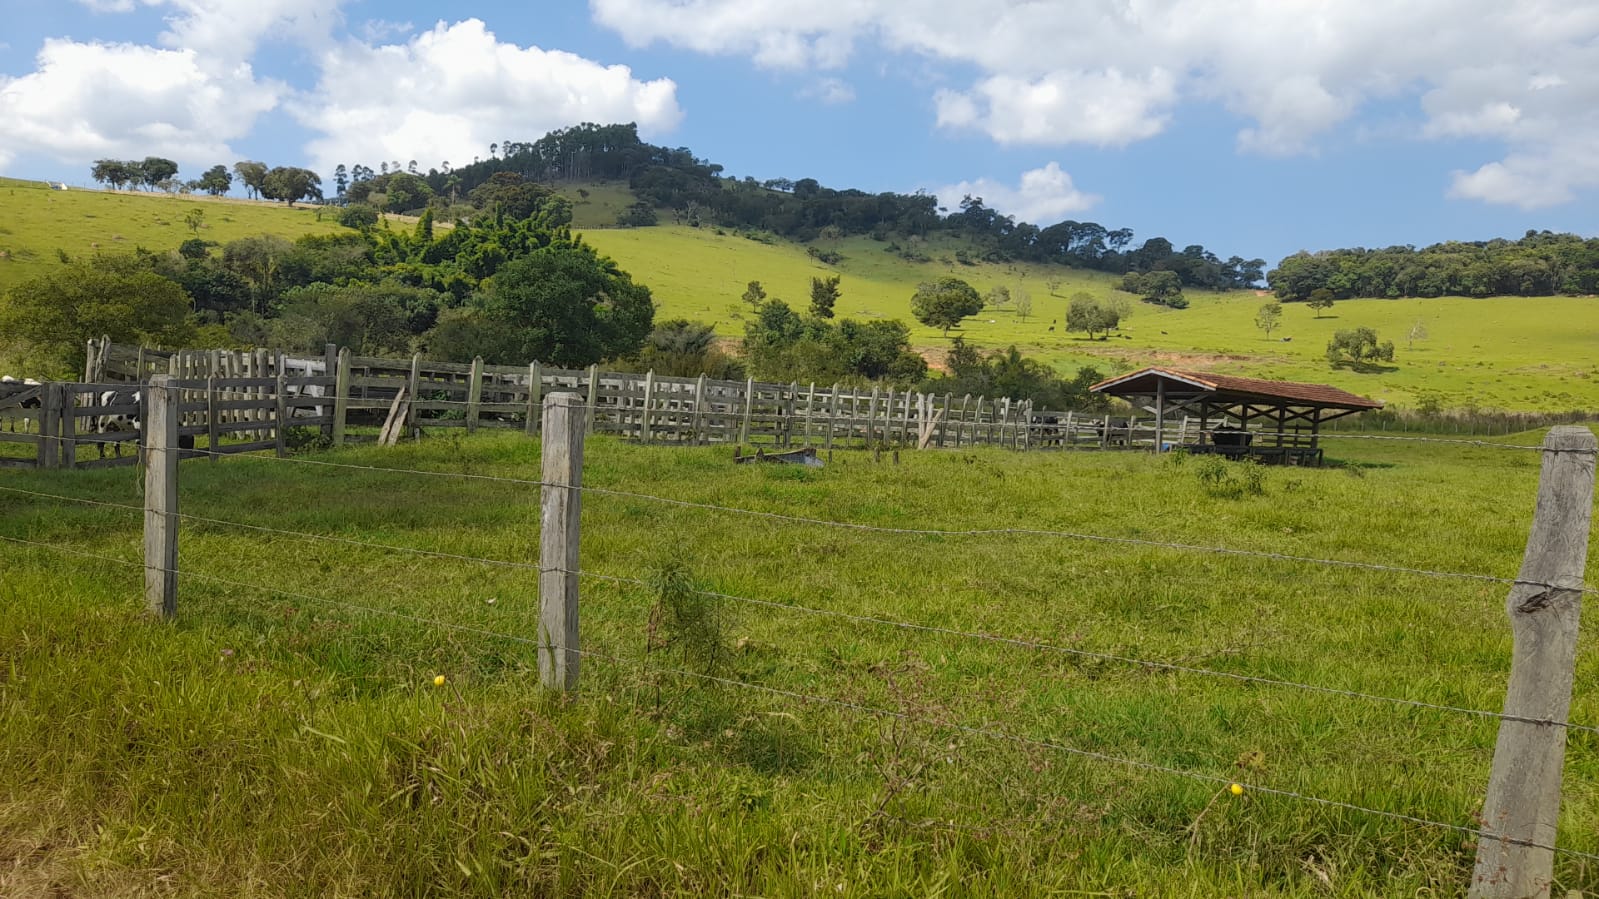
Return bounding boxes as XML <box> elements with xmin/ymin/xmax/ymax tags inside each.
<box><xmin>1269</xmin><ymin>231</ymin><xmax>1599</xmax><ymax>299</ymax></box>
<box><xmin>325</xmin><ymin>123</ymin><xmax>1263</xmax><ymax>293</ymax></box>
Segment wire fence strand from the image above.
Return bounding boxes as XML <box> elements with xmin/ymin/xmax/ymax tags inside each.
<box><xmin>3</xmin><ymin>530</ymin><xmax>1594</xmax><ymax>864</ymax></box>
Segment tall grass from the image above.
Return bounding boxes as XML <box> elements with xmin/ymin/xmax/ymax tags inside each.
<box><xmin>3</xmin><ymin>430</ymin><xmax>1597</xmax><ymax>895</ymax></box>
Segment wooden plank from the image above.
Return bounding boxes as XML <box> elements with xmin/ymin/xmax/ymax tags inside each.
<box><xmin>143</xmin><ymin>376</ymin><xmax>179</xmax><ymax>618</ymax></box>
<box><xmin>378</xmin><ymin>386</ymin><xmax>411</xmax><ymax>447</ymax></box>
<box><xmin>539</xmin><ymin>393</ymin><xmax>584</xmax><ymax>691</ymax></box>
<box><xmin>585</xmin><ymin>364</ymin><xmax>599</xmax><ymax>433</ymax></box>
<box><xmin>641</xmin><ymin>369</ymin><xmax>655</xmax><ymax>443</ymax></box>
<box><xmin>1469</xmin><ymin>426</ymin><xmax>1597</xmax><ymax>898</ymax></box>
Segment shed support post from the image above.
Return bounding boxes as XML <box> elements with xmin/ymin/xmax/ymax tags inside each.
<box><xmin>1154</xmin><ymin>381</ymin><xmax>1166</xmax><ymax>453</ymax></box>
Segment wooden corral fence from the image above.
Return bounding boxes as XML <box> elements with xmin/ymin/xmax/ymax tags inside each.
<box><xmin>81</xmin><ymin>339</ymin><xmax>1194</xmax><ymax>455</ymax></box>
<box><xmin>2</xmin><ymin>352</ymin><xmax>333</xmax><ymax>469</ymax></box>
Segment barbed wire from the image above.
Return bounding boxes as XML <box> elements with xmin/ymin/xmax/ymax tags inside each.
<box><xmin>3</xmin><ymin>529</ymin><xmax>1592</xmax><ymax>863</ymax></box>
<box><xmin>4</xmin><ymin>463</ymin><xmax>1595</xmax><ymax>602</ymax></box>
<box><xmin>1</xmin><ymin>491</ymin><xmax>1596</xmax><ymax>735</ymax></box>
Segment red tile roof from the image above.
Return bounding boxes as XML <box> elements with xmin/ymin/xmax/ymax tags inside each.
<box><xmin>1090</xmin><ymin>367</ymin><xmax>1383</xmax><ymax>410</ymax></box>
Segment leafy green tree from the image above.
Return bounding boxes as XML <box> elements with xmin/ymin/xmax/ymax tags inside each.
<box><xmin>741</xmin><ymin>280</ymin><xmax>767</xmax><ymax>311</ymax></box>
<box><xmin>196</xmin><ymin>164</ymin><xmax>232</xmax><ymax>196</ymax></box>
<box><xmin>809</xmin><ymin>275</ymin><xmax>841</xmax><ymax>319</ymax></box>
<box><xmin>1121</xmin><ymin>270</ymin><xmax>1187</xmax><ymax>308</ymax></box>
<box><xmin>1307</xmin><ymin>288</ymin><xmax>1336</xmax><ymax>318</ymax></box>
<box><xmin>182</xmin><ymin>208</ymin><xmax>206</xmax><ymax>236</ymax></box>
<box><xmin>910</xmin><ymin>276</ymin><xmax>983</xmax><ymax>335</ymax></box>
<box><xmin>260</xmin><ymin>166</ymin><xmax>323</xmax><ymax>207</ymax></box>
<box><xmin>1255</xmin><ymin>301</ymin><xmax>1283</xmax><ymax>339</ymax></box>
<box><xmin>415</xmin><ymin>208</ymin><xmax>434</xmax><ymax>243</ymax></box>
<box><xmin>1065</xmin><ymin>293</ymin><xmax>1120</xmax><ymax>340</ymax></box>
<box><xmin>139</xmin><ymin>157</ymin><xmax>179</xmax><ymax>190</ymax></box>
<box><xmin>233</xmin><ymin>161</ymin><xmax>268</xmax><ymax>200</ymax></box>
<box><xmin>222</xmin><ymin>235</ymin><xmax>294</xmax><ymax>313</ymax></box>
<box><xmin>616</xmin><ymin>201</ymin><xmax>657</xmax><ymax>227</ymax></box>
<box><xmin>633</xmin><ymin>319</ymin><xmax>744</xmax><ymax>379</ymax></box>
<box><xmin>1326</xmin><ymin>327</ymin><xmax>1395</xmax><ymax>367</ymax></box>
<box><xmin>91</xmin><ymin>159</ymin><xmax>137</xmax><ymax>190</ymax></box>
<box><xmin>465</xmin><ymin>244</ymin><xmax>655</xmax><ymax>367</ymax></box>
<box><xmin>986</xmin><ymin>285</ymin><xmax>1011</xmax><ymax>307</ymax></box>
<box><xmin>1013</xmin><ymin>287</ymin><xmax>1033</xmax><ymax>322</ymax></box>
<box><xmin>0</xmin><ymin>259</ymin><xmax>195</xmax><ymax>372</ymax></box>
<box><xmin>337</xmin><ymin>205</ymin><xmax>380</xmax><ymax>231</ymax></box>
<box><xmin>333</xmin><ymin>164</ymin><xmax>349</xmax><ymax>198</ymax></box>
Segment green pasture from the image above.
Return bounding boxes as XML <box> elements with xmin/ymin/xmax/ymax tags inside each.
<box><xmin>0</xmin><ymin>177</ymin><xmax>343</xmax><ymax>293</ymax></box>
<box><xmin>4</xmin><ymin>429</ymin><xmax>1599</xmax><ymax>895</ymax></box>
<box><xmin>581</xmin><ymin>225</ymin><xmax>1599</xmax><ymax>412</ymax></box>
<box><xmin>3</xmin><ymin>176</ymin><xmax>1596</xmax><ymax>412</ymax></box>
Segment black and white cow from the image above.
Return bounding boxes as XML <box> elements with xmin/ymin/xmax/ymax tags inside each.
<box><xmin>96</xmin><ymin>388</ymin><xmax>140</xmax><ymax>458</ymax></box>
<box><xmin>0</xmin><ymin>376</ymin><xmax>43</xmax><ymax>433</ymax></box>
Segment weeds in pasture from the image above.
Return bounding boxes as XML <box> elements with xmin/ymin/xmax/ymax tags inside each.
<box><xmin>1</xmin><ymin>430</ymin><xmax>1596</xmax><ymax>895</ymax></box>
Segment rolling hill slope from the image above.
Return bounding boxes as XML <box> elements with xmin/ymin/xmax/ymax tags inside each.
<box><xmin>2</xmin><ymin>176</ymin><xmax>1594</xmax><ymax>411</ymax></box>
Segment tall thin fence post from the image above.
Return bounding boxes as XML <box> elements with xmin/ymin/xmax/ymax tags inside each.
<box><xmin>1468</xmin><ymin>425</ymin><xmax>1597</xmax><ymax>898</ymax></box>
<box><xmin>466</xmin><ymin>356</ymin><xmax>484</xmax><ymax>434</ymax></box>
<box><xmin>539</xmin><ymin>392</ymin><xmax>585</xmax><ymax>691</ymax></box>
<box><xmin>274</xmin><ymin>371</ymin><xmax>288</xmax><ymax>458</ymax></box>
<box><xmin>332</xmin><ymin>348</ymin><xmax>350</xmax><ymax>447</ymax></box>
<box><xmin>740</xmin><ymin>378</ymin><xmax>755</xmax><ymax>445</ymax></box>
<box><xmin>143</xmin><ymin>375</ymin><xmax>179</xmax><ymax>619</ymax></box>
<box><xmin>525</xmin><ymin>362</ymin><xmax>542</xmax><ymax>436</ymax></box>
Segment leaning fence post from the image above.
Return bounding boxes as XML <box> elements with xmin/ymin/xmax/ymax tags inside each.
<box><xmin>1468</xmin><ymin>425</ymin><xmax>1597</xmax><ymax>899</ymax></box>
<box><xmin>539</xmin><ymin>392</ymin><xmax>585</xmax><ymax>691</ymax></box>
<box><xmin>143</xmin><ymin>375</ymin><xmax>180</xmax><ymax>619</ymax></box>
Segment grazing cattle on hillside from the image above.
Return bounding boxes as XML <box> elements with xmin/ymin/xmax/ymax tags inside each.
<box><xmin>1</xmin><ymin>376</ymin><xmax>43</xmax><ymax>433</ymax></box>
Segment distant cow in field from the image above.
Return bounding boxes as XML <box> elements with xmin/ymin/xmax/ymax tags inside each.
<box><xmin>1</xmin><ymin>376</ymin><xmax>43</xmax><ymax>433</ymax></box>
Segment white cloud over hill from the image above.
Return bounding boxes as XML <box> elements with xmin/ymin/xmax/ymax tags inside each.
<box><xmin>590</xmin><ymin>0</ymin><xmax>1599</xmax><ymax>207</ymax></box>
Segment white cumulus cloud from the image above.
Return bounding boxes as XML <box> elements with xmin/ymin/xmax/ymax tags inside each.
<box><xmin>0</xmin><ymin>38</ymin><xmax>278</xmax><ymax>171</ymax></box>
<box><xmin>935</xmin><ymin>162</ymin><xmax>1100</xmax><ymax>225</ymax></box>
<box><xmin>294</xmin><ymin>19</ymin><xmax>683</xmax><ymax>176</ymax></box>
<box><xmin>590</xmin><ymin>0</ymin><xmax>1599</xmax><ymax>207</ymax></box>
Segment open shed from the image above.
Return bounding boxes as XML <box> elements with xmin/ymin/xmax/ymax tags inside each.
<box><xmin>1090</xmin><ymin>367</ymin><xmax>1383</xmax><ymax>465</ymax></box>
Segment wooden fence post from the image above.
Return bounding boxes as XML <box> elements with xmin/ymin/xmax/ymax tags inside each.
<box><xmin>144</xmin><ymin>375</ymin><xmax>179</xmax><ymax>619</ymax></box>
<box><xmin>740</xmin><ymin>377</ymin><xmax>755</xmax><ymax>445</ymax></box>
<box><xmin>525</xmin><ymin>362</ymin><xmax>542</xmax><ymax>436</ymax></box>
<box><xmin>539</xmin><ymin>392</ymin><xmax>585</xmax><ymax>691</ymax></box>
<box><xmin>1468</xmin><ymin>426</ymin><xmax>1597</xmax><ymax>899</ymax></box>
<box><xmin>641</xmin><ymin>369</ymin><xmax>655</xmax><ymax>443</ymax></box>
<box><xmin>466</xmin><ymin>356</ymin><xmax>484</xmax><ymax>435</ymax></box>
<box><xmin>408</xmin><ymin>352</ymin><xmax>423</xmax><ymax>434</ymax></box>
<box><xmin>332</xmin><ymin>348</ymin><xmax>350</xmax><ymax>447</ymax></box>
<box><xmin>274</xmin><ymin>372</ymin><xmax>288</xmax><ymax>458</ymax></box>
<box><xmin>585</xmin><ymin>364</ymin><xmax>599</xmax><ymax>433</ymax></box>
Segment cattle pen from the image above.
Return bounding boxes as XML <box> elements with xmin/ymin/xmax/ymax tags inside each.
<box><xmin>0</xmin><ymin>339</ymin><xmax>1385</xmax><ymax>470</ymax></box>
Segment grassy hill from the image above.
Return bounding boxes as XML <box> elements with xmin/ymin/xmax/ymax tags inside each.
<box><xmin>2</xmin><ymin>176</ymin><xmax>1595</xmax><ymax>411</ymax></box>
<box><xmin>581</xmin><ymin>224</ymin><xmax>1599</xmax><ymax>411</ymax></box>
<box><xmin>0</xmin><ymin>177</ymin><xmax>343</xmax><ymax>290</ymax></box>
<box><xmin>4</xmin><ymin>431</ymin><xmax>1598</xmax><ymax>895</ymax></box>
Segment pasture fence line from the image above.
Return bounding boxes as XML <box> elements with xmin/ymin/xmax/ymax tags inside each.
<box><xmin>113</xmin><ymin>386</ymin><xmax>1599</xmax><ymax>895</ymax></box>
<box><xmin>78</xmin><ymin>338</ymin><xmax>1214</xmax><ymax>458</ymax></box>
<box><xmin>10</xmin><ymin>476</ymin><xmax>1598</xmax><ymax>734</ymax></box>
<box><xmin>3</xmin><ymin>523</ymin><xmax>1597</xmax><ymax>869</ymax></box>
<box><xmin>5</xmin><ymin>381</ymin><xmax>1596</xmax><ymax>889</ymax></box>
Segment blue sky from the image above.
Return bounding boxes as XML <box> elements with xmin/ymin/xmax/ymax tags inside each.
<box><xmin>3</xmin><ymin>0</ymin><xmax>1596</xmax><ymax>267</ymax></box>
